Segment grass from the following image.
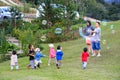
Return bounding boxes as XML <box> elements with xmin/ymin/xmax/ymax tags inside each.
<box><xmin>0</xmin><ymin>21</ymin><xmax>120</xmax><ymax>80</ymax></box>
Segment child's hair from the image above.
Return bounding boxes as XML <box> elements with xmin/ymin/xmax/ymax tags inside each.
<box><xmin>28</xmin><ymin>44</ymin><xmax>32</xmax><ymax>49</ymax></box>
<box><xmin>35</xmin><ymin>48</ymin><xmax>40</xmax><ymax>52</ymax></box>
<box><xmin>12</xmin><ymin>50</ymin><xmax>17</xmax><ymax>55</ymax></box>
<box><xmin>57</xmin><ymin>45</ymin><xmax>61</xmax><ymax>50</ymax></box>
<box><xmin>96</xmin><ymin>22</ymin><xmax>100</xmax><ymax>25</ymax></box>
<box><xmin>48</xmin><ymin>44</ymin><xmax>54</xmax><ymax>48</ymax></box>
<box><xmin>83</xmin><ymin>47</ymin><xmax>88</xmax><ymax>52</ymax></box>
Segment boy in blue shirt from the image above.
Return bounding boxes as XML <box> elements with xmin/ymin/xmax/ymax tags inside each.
<box><xmin>56</xmin><ymin>45</ymin><xmax>64</xmax><ymax>69</ymax></box>
<box><xmin>34</xmin><ymin>48</ymin><xmax>45</xmax><ymax>69</ymax></box>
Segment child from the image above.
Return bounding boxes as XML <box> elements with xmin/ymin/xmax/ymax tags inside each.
<box><xmin>27</xmin><ymin>44</ymin><xmax>35</xmax><ymax>69</ymax></box>
<box><xmin>10</xmin><ymin>50</ymin><xmax>19</xmax><ymax>70</ymax></box>
<box><xmin>91</xmin><ymin>22</ymin><xmax>101</xmax><ymax>57</ymax></box>
<box><xmin>56</xmin><ymin>45</ymin><xmax>64</xmax><ymax>69</ymax></box>
<box><xmin>48</xmin><ymin>44</ymin><xmax>56</xmax><ymax>66</ymax></box>
<box><xmin>81</xmin><ymin>47</ymin><xmax>89</xmax><ymax>69</ymax></box>
<box><xmin>34</xmin><ymin>48</ymin><xmax>45</xmax><ymax>69</ymax></box>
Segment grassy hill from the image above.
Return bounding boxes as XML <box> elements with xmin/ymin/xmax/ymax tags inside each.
<box><xmin>0</xmin><ymin>21</ymin><xmax>120</xmax><ymax>80</ymax></box>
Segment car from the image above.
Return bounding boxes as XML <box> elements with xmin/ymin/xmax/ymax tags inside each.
<box><xmin>0</xmin><ymin>6</ymin><xmax>24</xmax><ymax>22</ymax></box>
<box><xmin>0</xmin><ymin>6</ymin><xmax>12</xmax><ymax>21</ymax></box>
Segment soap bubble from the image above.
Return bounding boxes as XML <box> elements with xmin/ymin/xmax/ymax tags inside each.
<box><xmin>79</xmin><ymin>27</ymin><xmax>86</xmax><ymax>39</ymax></box>
<box><xmin>40</xmin><ymin>35</ymin><xmax>47</xmax><ymax>42</ymax></box>
<box><xmin>55</xmin><ymin>28</ymin><xmax>62</xmax><ymax>35</ymax></box>
<box><xmin>48</xmin><ymin>21</ymin><xmax>52</xmax><ymax>27</ymax></box>
<box><xmin>75</xmin><ymin>16</ymin><xmax>79</xmax><ymax>20</ymax></box>
<box><xmin>112</xmin><ymin>30</ymin><xmax>115</xmax><ymax>34</ymax></box>
<box><xmin>110</xmin><ymin>25</ymin><xmax>114</xmax><ymax>29</ymax></box>
<box><xmin>42</xmin><ymin>20</ymin><xmax>47</xmax><ymax>25</ymax></box>
<box><xmin>102</xmin><ymin>20</ymin><xmax>107</xmax><ymax>26</ymax></box>
<box><xmin>102</xmin><ymin>39</ymin><xmax>106</xmax><ymax>45</ymax></box>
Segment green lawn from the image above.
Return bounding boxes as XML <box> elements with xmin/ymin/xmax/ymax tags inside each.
<box><xmin>0</xmin><ymin>21</ymin><xmax>120</xmax><ymax>80</ymax></box>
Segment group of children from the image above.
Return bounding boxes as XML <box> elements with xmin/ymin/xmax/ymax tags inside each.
<box><xmin>10</xmin><ymin>21</ymin><xmax>101</xmax><ymax>70</ymax></box>
<box><xmin>27</xmin><ymin>44</ymin><xmax>64</xmax><ymax>69</ymax></box>
<box><xmin>10</xmin><ymin>44</ymin><xmax>64</xmax><ymax>70</ymax></box>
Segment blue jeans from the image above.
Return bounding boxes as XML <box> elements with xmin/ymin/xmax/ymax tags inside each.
<box><xmin>82</xmin><ymin>62</ymin><xmax>87</xmax><ymax>69</ymax></box>
<box><xmin>28</xmin><ymin>60</ymin><xmax>34</xmax><ymax>69</ymax></box>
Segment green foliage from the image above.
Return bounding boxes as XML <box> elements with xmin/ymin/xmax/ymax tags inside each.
<box><xmin>0</xmin><ymin>21</ymin><xmax>120</xmax><ymax>80</ymax></box>
<box><xmin>85</xmin><ymin>0</ymin><xmax>120</xmax><ymax>20</ymax></box>
<box><xmin>0</xmin><ymin>29</ymin><xmax>9</xmax><ymax>54</ymax></box>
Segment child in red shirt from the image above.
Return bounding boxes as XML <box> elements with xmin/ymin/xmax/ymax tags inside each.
<box><xmin>81</xmin><ymin>47</ymin><xmax>89</xmax><ymax>69</ymax></box>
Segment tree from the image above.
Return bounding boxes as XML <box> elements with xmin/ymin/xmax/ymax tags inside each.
<box><xmin>36</xmin><ymin>0</ymin><xmax>79</xmax><ymax>31</ymax></box>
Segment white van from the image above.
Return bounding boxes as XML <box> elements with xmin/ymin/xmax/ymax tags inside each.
<box><xmin>0</xmin><ymin>6</ymin><xmax>12</xmax><ymax>21</ymax></box>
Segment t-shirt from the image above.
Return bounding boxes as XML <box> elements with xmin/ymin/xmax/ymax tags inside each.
<box><xmin>29</xmin><ymin>50</ymin><xmax>34</xmax><ymax>60</ymax></box>
<box><xmin>84</xmin><ymin>26</ymin><xmax>95</xmax><ymax>36</ymax></box>
<box><xmin>91</xmin><ymin>27</ymin><xmax>101</xmax><ymax>42</ymax></box>
<box><xmin>56</xmin><ymin>50</ymin><xmax>63</xmax><ymax>61</ymax></box>
<box><xmin>35</xmin><ymin>52</ymin><xmax>45</xmax><ymax>61</ymax></box>
<box><xmin>81</xmin><ymin>52</ymin><xmax>89</xmax><ymax>62</ymax></box>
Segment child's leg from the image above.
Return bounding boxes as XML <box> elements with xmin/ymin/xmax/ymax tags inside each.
<box><xmin>35</xmin><ymin>60</ymin><xmax>38</xmax><ymax>67</ymax></box>
<box><xmin>15</xmin><ymin>62</ymin><xmax>19</xmax><ymax>70</ymax></box>
<box><xmin>56</xmin><ymin>60</ymin><xmax>62</xmax><ymax>69</ymax></box>
<box><xmin>87</xmin><ymin>44</ymin><xmax>93</xmax><ymax>54</ymax></box>
<box><xmin>55</xmin><ymin>57</ymin><xmax>57</xmax><ymax>64</ymax></box>
<box><xmin>37</xmin><ymin>60</ymin><xmax>41</xmax><ymax>68</ymax></box>
<box><xmin>48</xmin><ymin>58</ymin><xmax>51</xmax><ymax>66</ymax></box>
<box><xmin>83</xmin><ymin>62</ymin><xmax>87</xmax><ymax>69</ymax></box>
<box><xmin>96</xmin><ymin>41</ymin><xmax>101</xmax><ymax>57</ymax></box>
<box><xmin>30</xmin><ymin>60</ymin><xmax>35</xmax><ymax>69</ymax></box>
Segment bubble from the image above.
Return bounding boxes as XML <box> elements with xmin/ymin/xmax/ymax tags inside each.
<box><xmin>107</xmin><ymin>46</ymin><xmax>110</xmax><ymax>49</ymax></box>
<box><xmin>40</xmin><ymin>35</ymin><xmax>47</xmax><ymax>42</ymax></box>
<box><xmin>75</xmin><ymin>16</ymin><xmax>79</xmax><ymax>20</ymax></box>
<box><xmin>42</xmin><ymin>20</ymin><xmax>47</xmax><ymax>25</ymax></box>
<box><xmin>112</xmin><ymin>30</ymin><xmax>115</xmax><ymax>34</ymax></box>
<box><xmin>48</xmin><ymin>21</ymin><xmax>52</xmax><ymax>27</ymax></box>
<box><xmin>102</xmin><ymin>39</ymin><xmax>106</xmax><ymax>45</ymax></box>
<box><xmin>55</xmin><ymin>28</ymin><xmax>62</xmax><ymax>34</ymax></box>
<box><xmin>110</xmin><ymin>25</ymin><xmax>114</xmax><ymax>29</ymax></box>
<box><xmin>102</xmin><ymin>20</ymin><xmax>107</xmax><ymax>26</ymax></box>
<box><xmin>79</xmin><ymin>27</ymin><xmax>86</xmax><ymax>39</ymax></box>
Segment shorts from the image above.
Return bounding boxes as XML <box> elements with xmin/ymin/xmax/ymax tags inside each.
<box><xmin>86</xmin><ymin>37</ymin><xmax>91</xmax><ymax>45</ymax></box>
<box><xmin>35</xmin><ymin>60</ymin><xmax>42</xmax><ymax>66</ymax></box>
<box><xmin>92</xmin><ymin>41</ymin><xmax>101</xmax><ymax>50</ymax></box>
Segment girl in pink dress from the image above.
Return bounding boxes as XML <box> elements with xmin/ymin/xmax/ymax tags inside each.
<box><xmin>48</xmin><ymin>44</ymin><xmax>57</xmax><ymax>66</ymax></box>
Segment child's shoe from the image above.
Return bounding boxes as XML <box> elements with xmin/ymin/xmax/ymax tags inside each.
<box><xmin>97</xmin><ymin>54</ymin><xmax>101</xmax><ymax>57</ymax></box>
<box><xmin>56</xmin><ymin>64</ymin><xmax>60</xmax><ymax>69</ymax></box>
<box><xmin>37</xmin><ymin>63</ymin><xmax>40</xmax><ymax>68</ymax></box>
<box><xmin>92</xmin><ymin>53</ymin><xmax>96</xmax><ymax>56</ymax></box>
<box><xmin>83</xmin><ymin>67</ymin><xmax>86</xmax><ymax>70</ymax></box>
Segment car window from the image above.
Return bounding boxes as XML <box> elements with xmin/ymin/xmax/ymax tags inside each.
<box><xmin>2</xmin><ymin>8</ymin><xmax>9</xmax><ymax>12</ymax></box>
<box><xmin>0</xmin><ymin>9</ymin><xmax>3</xmax><ymax>13</ymax></box>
